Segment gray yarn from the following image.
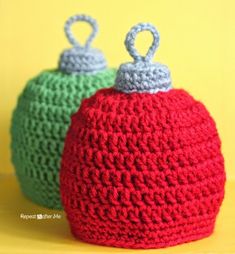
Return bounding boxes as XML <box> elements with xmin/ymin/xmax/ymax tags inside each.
<box><xmin>59</xmin><ymin>14</ymin><xmax>107</xmax><ymax>74</ymax></box>
<box><xmin>64</xmin><ymin>14</ymin><xmax>97</xmax><ymax>49</ymax></box>
<box><xmin>115</xmin><ymin>23</ymin><xmax>172</xmax><ymax>94</ymax></box>
<box><xmin>125</xmin><ymin>22</ymin><xmax>159</xmax><ymax>62</ymax></box>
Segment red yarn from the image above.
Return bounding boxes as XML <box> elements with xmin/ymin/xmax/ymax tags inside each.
<box><xmin>60</xmin><ymin>88</ymin><xmax>225</xmax><ymax>249</ymax></box>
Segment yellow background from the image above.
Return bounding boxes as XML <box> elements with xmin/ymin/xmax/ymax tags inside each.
<box><xmin>1</xmin><ymin>0</ymin><xmax>235</xmax><ymax>179</ymax></box>
<box><xmin>0</xmin><ymin>0</ymin><xmax>235</xmax><ymax>253</ymax></box>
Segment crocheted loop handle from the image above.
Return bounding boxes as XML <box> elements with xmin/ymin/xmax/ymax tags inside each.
<box><xmin>125</xmin><ymin>23</ymin><xmax>160</xmax><ymax>62</ymax></box>
<box><xmin>64</xmin><ymin>14</ymin><xmax>98</xmax><ymax>49</ymax></box>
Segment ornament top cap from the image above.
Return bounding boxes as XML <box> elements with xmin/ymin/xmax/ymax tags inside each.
<box><xmin>115</xmin><ymin>23</ymin><xmax>172</xmax><ymax>94</ymax></box>
<box><xmin>59</xmin><ymin>14</ymin><xmax>107</xmax><ymax>74</ymax></box>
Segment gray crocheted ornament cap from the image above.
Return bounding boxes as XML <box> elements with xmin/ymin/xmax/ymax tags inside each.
<box><xmin>59</xmin><ymin>14</ymin><xmax>107</xmax><ymax>74</ymax></box>
<box><xmin>115</xmin><ymin>23</ymin><xmax>172</xmax><ymax>94</ymax></box>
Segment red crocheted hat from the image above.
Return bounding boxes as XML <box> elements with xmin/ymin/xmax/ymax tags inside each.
<box><xmin>60</xmin><ymin>23</ymin><xmax>226</xmax><ymax>249</ymax></box>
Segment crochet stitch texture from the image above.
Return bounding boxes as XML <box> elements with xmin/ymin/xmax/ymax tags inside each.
<box><xmin>11</xmin><ymin>14</ymin><xmax>115</xmax><ymax>209</ymax></box>
<box><xmin>59</xmin><ymin>14</ymin><xmax>107</xmax><ymax>74</ymax></box>
<box><xmin>60</xmin><ymin>88</ymin><xmax>225</xmax><ymax>248</ymax></box>
<box><xmin>60</xmin><ymin>23</ymin><xmax>226</xmax><ymax>248</ymax></box>
<box><xmin>11</xmin><ymin>69</ymin><xmax>115</xmax><ymax>209</ymax></box>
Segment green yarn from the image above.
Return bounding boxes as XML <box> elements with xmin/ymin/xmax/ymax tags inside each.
<box><xmin>11</xmin><ymin>68</ymin><xmax>116</xmax><ymax>209</ymax></box>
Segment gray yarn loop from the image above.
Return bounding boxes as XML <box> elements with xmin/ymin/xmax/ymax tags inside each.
<box><xmin>59</xmin><ymin>14</ymin><xmax>107</xmax><ymax>74</ymax></box>
<box><xmin>125</xmin><ymin>23</ymin><xmax>160</xmax><ymax>62</ymax></box>
<box><xmin>115</xmin><ymin>22</ymin><xmax>172</xmax><ymax>94</ymax></box>
<box><xmin>64</xmin><ymin>14</ymin><xmax>98</xmax><ymax>49</ymax></box>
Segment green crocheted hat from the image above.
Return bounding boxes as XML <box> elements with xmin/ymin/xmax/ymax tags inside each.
<box><xmin>10</xmin><ymin>14</ymin><xmax>116</xmax><ymax>209</ymax></box>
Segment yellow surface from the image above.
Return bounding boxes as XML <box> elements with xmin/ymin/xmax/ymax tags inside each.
<box><xmin>0</xmin><ymin>0</ymin><xmax>235</xmax><ymax>253</ymax></box>
<box><xmin>0</xmin><ymin>0</ymin><xmax>235</xmax><ymax>179</ymax></box>
<box><xmin>0</xmin><ymin>175</ymin><xmax>234</xmax><ymax>254</ymax></box>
